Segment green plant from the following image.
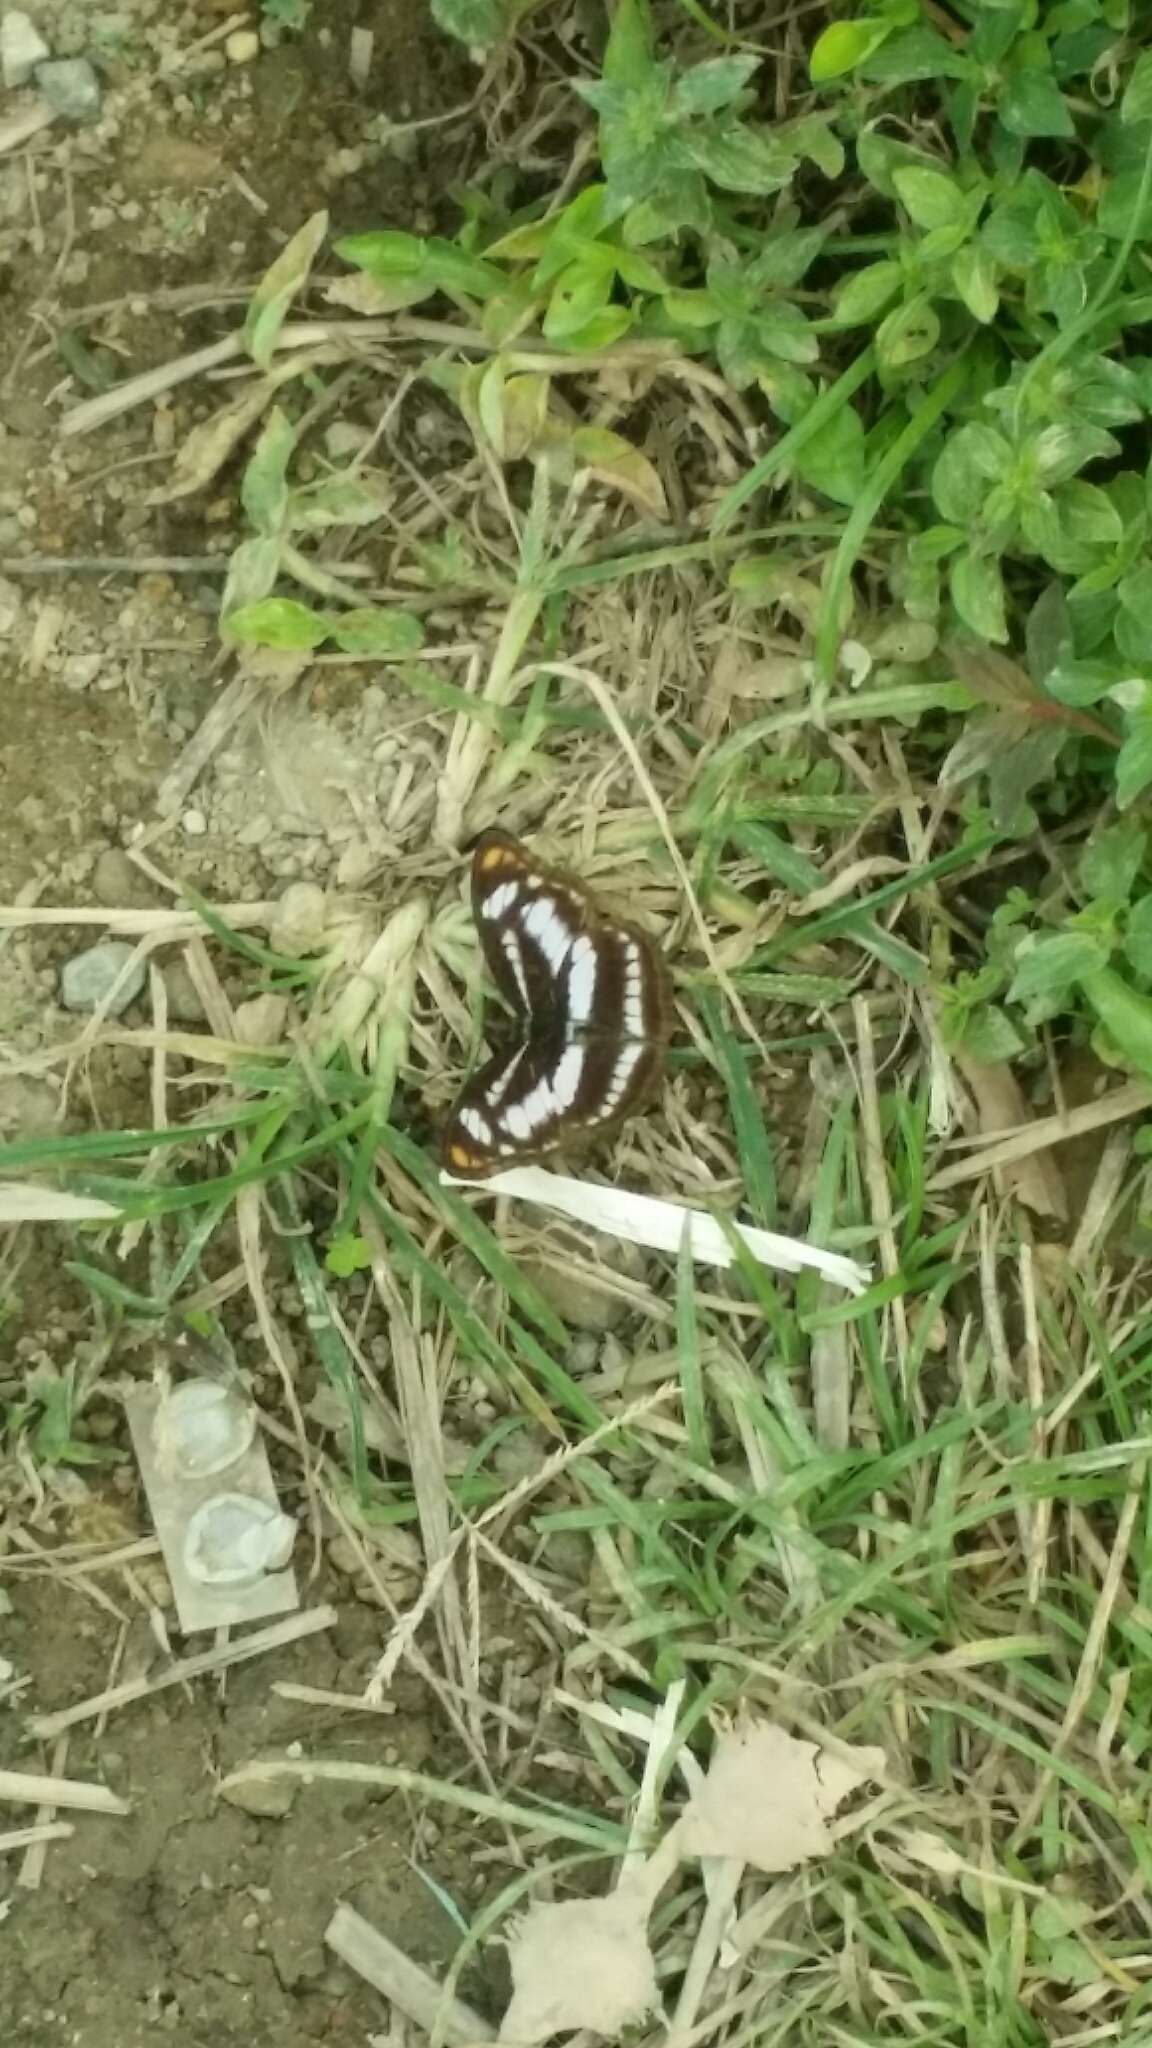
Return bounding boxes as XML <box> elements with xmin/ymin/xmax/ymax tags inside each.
<box><xmin>261</xmin><ymin>0</ymin><xmax>311</xmax><ymax>29</ymax></box>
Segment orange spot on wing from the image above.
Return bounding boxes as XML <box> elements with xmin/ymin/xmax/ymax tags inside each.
<box><xmin>447</xmin><ymin>1143</ymin><xmax>477</xmax><ymax>1170</ymax></box>
<box><xmin>476</xmin><ymin>842</ymin><xmax>517</xmax><ymax>874</ymax></box>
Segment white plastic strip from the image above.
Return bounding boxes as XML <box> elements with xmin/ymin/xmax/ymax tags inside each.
<box><xmin>441</xmin><ymin>1165</ymin><xmax>869</xmax><ymax>1295</ymax></box>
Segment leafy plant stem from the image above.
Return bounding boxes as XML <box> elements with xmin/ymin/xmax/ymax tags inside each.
<box><xmin>711</xmin><ymin>347</ymin><xmax>877</xmax><ymax>535</ymax></box>
<box><xmin>815</xmin><ymin>357</ymin><xmax>968</xmax><ymax>683</ymax></box>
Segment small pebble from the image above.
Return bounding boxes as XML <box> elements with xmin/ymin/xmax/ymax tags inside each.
<box><xmin>224</xmin><ymin>28</ymin><xmax>260</xmax><ymax>65</ymax></box>
<box><xmin>324</xmin><ymin>421</ymin><xmax>371</xmax><ymax>460</ymax></box>
<box><xmin>92</xmin><ymin>846</ymin><xmax>155</xmax><ymax>909</ymax></box>
<box><xmin>0</xmin><ymin>11</ymin><xmax>49</xmax><ymax>90</ymax></box>
<box><xmin>219</xmin><ymin>1776</ymin><xmax>298</xmax><ymax>1819</ymax></box>
<box><xmin>181</xmin><ymin>808</ymin><xmax>207</xmax><ymax>837</ymax></box>
<box><xmin>60</xmin><ymin>940</ymin><xmax>146</xmax><ymax>1016</ymax></box>
<box><xmin>269</xmin><ymin>880</ymin><xmax>327</xmax><ymax>956</ymax></box>
<box><xmin>233</xmin><ymin>993</ymin><xmax>290</xmax><ymax>1046</ymax></box>
<box><xmin>160</xmin><ymin>961</ymin><xmax>207</xmax><ymax>1025</ymax></box>
<box><xmin>34</xmin><ymin>56</ymin><xmax>101</xmax><ymax>122</ymax></box>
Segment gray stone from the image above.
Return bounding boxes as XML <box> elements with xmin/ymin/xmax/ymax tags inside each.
<box><xmin>269</xmin><ymin>881</ymin><xmax>326</xmax><ymax>956</ymax></box>
<box><xmin>219</xmin><ymin>1774</ymin><xmax>297</xmax><ymax>1819</ymax></box>
<box><xmin>160</xmin><ymin>960</ymin><xmax>206</xmax><ymax>1025</ymax></box>
<box><xmin>60</xmin><ymin>940</ymin><xmax>145</xmax><ymax>1015</ymax></box>
<box><xmin>91</xmin><ymin>846</ymin><xmax>156</xmax><ymax>909</ymax></box>
<box><xmin>1</xmin><ymin>12</ymin><xmax>50</xmax><ymax>90</ymax></box>
<box><xmin>232</xmin><ymin>993</ymin><xmax>290</xmax><ymax>1046</ymax></box>
<box><xmin>34</xmin><ymin>57</ymin><xmax>101</xmax><ymax>122</ymax></box>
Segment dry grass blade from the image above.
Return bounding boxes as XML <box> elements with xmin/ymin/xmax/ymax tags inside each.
<box><xmin>0</xmin><ymin>1769</ymin><xmax>129</xmax><ymax>1816</ymax></box>
<box><xmin>325</xmin><ymin>1902</ymin><xmax>494</xmax><ymax>2045</ymax></box>
<box><xmin>28</xmin><ymin>1608</ymin><xmax>337</xmax><ymax>1738</ymax></box>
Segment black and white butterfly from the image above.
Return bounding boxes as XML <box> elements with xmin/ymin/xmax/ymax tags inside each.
<box><xmin>441</xmin><ymin>829</ymin><xmax>672</xmax><ymax>1177</ymax></box>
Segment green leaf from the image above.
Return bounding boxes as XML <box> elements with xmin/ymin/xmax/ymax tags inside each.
<box><xmin>1124</xmin><ymin>894</ymin><xmax>1152</xmax><ymax>980</ymax></box>
<box><xmin>663</xmin><ymin>287</ymin><xmax>720</xmax><ymax>329</ymax></box>
<box><xmin>958</xmin><ymin>1003</ymin><xmax>1025</xmax><ymax>1062</ymax></box>
<box><xmin>1098</xmin><ymin>168</ymin><xmax>1152</xmax><ymax>243</ymax></box>
<box><xmin>328</xmin><ymin>608</ymin><xmax>425</xmax><ymax>656</ymax></box>
<box><xmin>1009</xmin><ymin>930</ymin><xmax>1110</xmax><ymax>1005</ymax></box>
<box><xmin>951</xmin><ymin>550</ymin><xmax>1007</xmax><ymax>642</ymax></box>
<box><xmin>998</xmin><ymin>67</ymin><xmax>1075</xmax><ymax>138</ymax></box>
<box><xmin>1117</xmin><ymin>711</ymin><xmax>1152</xmax><ymax>810</ymax></box>
<box><xmin>1045</xmin><ymin>656</ymin><xmax>1122</xmax><ymax>707</ymax></box>
<box><xmin>244</xmin><ymin>209</ymin><xmax>328</xmax><ymax>372</ymax></box>
<box><xmin>336</xmin><ymin>230</ymin><xmax>500</xmax><ymax>304</ymax></box>
<box><xmin>1079</xmin><ymin>967</ymin><xmax>1152</xmax><ymax>1081</ymax></box>
<box><xmin>1121</xmin><ymin>49</ymin><xmax>1152</xmax><ymax>124</ymax></box>
<box><xmin>988</xmin><ymin>729</ymin><xmax>1067</xmax><ymax>836</ymax></box>
<box><xmin>932</xmin><ymin>424</ymin><xmax>1011</xmax><ymax>522</ymax></box>
<box><xmin>749</xmin><ymin>227</ymin><xmax>826</xmax><ymax>288</ymax></box>
<box><xmin>856</xmin><ymin>131</ymin><xmax>936</xmax><ymax>199</ymax></box>
<box><xmin>224</xmin><ymin>596</ymin><xmax>329</xmax><ymax>650</ymax></box>
<box><xmin>241</xmin><ymin>406</ymin><xmax>296</xmax><ymax>537</ymax></box>
<box><xmin>830</xmin><ymin>259</ymin><xmax>902</xmax><ymax>327</ymax></box>
<box><xmin>219</xmin><ymin>534</ymin><xmax>282</xmax><ymax>620</ymax></box>
<box><xmin>325</xmin><ymin>1233</ymin><xmax>373</xmax><ymax>1277</ymax></box>
<box><xmin>785</xmin><ymin>112</ymin><xmax>844</xmax><ymax>179</ymax></box>
<box><xmin>604</xmin><ymin>0</ymin><xmax>653</xmax><ymax>84</ymax></box>
<box><xmin>543</xmin><ymin>255</ymin><xmax>613</xmax><ymax>341</ymax></box>
<box><xmin>1081</xmin><ymin>820</ymin><xmax>1145</xmax><ymax>907</ymax></box>
<box><xmin>863</xmin><ymin>25</ymin><xmax>969</xmax><ymax>84</ymax></box>
<box><xmin>429</xmin><ymin>0</ymin><xmax>509</xmax><ymax>50</ymax></box>
<box><xmin>892</xmin><ymin>165</ymin><xmax>970</xmax><ymax>230</ymax></box>
<box><xmin>875</xmin><ymin>294</ymin><xmax>940</xmax><ymax>368</ymax></box>
<box><xmin>982</xmin><ymin>199</ymin><xmax>1041</xmax><ymax>267</ymax></box>
<box><xmin>673</xmin><ymin>54</ymin><xmax>760</xmax><ymax>114</ymax></box>
<box><xmin>548</xmin><ymin>305</ymin><xmax>634</xmax><ymax>351</ymax></box>
<box><xmin>809</xmin><ymin>17</ymin><xmax>893</xmax><ymax>82</ymax></box>
<box><xmin>292</xmin><ymin>474</ymin><xmax>391</xmax><ymax>532</ymax></box>
<box><xmin>794</xmin><ymin>404</ymin><xmax>865</xmax><ymax>506</ymax></box>
<box><xmin>337</xmin><ymin>228</ymin><xmax>428</xmax><ymax>275</ymax></box>
<box><xmin>756</xmin><ymin>306</ymin><xmax>819</xmax><ymax>365</ymax></box>
<box><xmin>1032</xmin><ymin>422</ymin><xmax>1119</xmax><ymax>487</ymax></box>
<box><xmin>1053</xmin><ymin>481</ymin><xmax>1124</xmax><ymax>555</ymax></box>
<box><xmin>684</xmin><ymin>123</ymin><xmax>800</xmax><ymax>195</ymax></box>
<box><xmin>951</xmin><ymin>243</ymin><xmax>998</xmax><ymax>323</ymax></box>
<box><xmin>1119</xmin><ymin>563</ymin><xmax>1152</xmax><ymax>621</ymax></box>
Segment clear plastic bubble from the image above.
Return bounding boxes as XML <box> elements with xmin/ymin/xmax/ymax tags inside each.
<box><xmin>153</xmin><ymin>1379</ymin><xmax>257</xmax><ymax>1480</ymax></box>
<box><xmin>183</xmin><ymin>1493</ymin><xmax>297</xmax><ymax>1587</ymax></box>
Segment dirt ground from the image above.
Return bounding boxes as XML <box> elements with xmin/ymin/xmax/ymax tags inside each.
<box><xmin>0</xmin><ymin>4</ymin><xmax>510</xmax><ymax>2039</ymax></box>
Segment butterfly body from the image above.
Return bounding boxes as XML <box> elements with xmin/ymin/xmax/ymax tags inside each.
<box><xmin>441</xmin><ymin>830</ymin><xmax>671</xmax><ymax>1177</ymax></box>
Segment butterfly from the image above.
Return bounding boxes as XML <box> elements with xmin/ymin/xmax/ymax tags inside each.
<box><xmin>440</xmin><ymin>829</ymin><xmax>672</xmax><ymax>1177</ymax></box>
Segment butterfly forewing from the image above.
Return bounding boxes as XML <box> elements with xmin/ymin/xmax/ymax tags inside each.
<box><xmin>442</xmin><ymin>830</ymin><xmax>670</xmax><ymax>1176</ymax></box>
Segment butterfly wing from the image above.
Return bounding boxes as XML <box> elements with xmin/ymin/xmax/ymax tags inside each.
<box><xmin>441</xmin><ymin>829</ymin><xmax>671</xmax><ymax>1177</ymax></box>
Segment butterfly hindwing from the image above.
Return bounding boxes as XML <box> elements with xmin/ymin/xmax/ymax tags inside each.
<box><xmin>442</xmin><ymin>829</ymin><xmax>670</xmax><ymax>1176</ymax></box>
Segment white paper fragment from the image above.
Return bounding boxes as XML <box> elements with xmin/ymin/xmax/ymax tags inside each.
<box><xmin>500</xmin><ymin>1895</ymin><xmax>658</xmax><ymax>2044</ymax></box>
<box><xmin>0</xmin><ymin>1184</ymin><xmax>120</xmax><ymax>1223</ymax></box>
<box><xmin>441</xmin><ymin>1166</ymin><xmax>869</xmax><ymax>1295</ymax></box>
<box><xmin>680</xmin><ymin>1721</ymin><xmax>886</xmax><ymax>1874</ymax></box>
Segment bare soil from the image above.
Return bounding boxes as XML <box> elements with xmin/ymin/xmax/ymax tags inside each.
<box><xmin>0</xmin><ymin>5</ymin><xmax>502</xmax><ymax>2039</ymax></box>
